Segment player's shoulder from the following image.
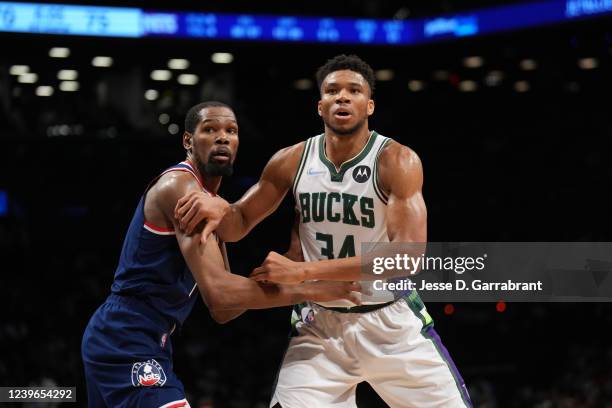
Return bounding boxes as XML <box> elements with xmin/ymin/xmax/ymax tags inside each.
<box><xmin>267</xmin><ymin>140</ymin><xmax>309</xmax><ymax>171</ymax></box>
<box><xmin>152</xmin><ymin>170</ymin><xmax>200</xmax><ymax>202</ymax></box>
<box><xmin>275</xmin><ymin>140</ymin><xmax>308</xmax><ymax>159</ymax></box>
<box><xmin>378</xmin><ymin>138</ymin><xmax>422</xmax><ymax>169</ymax></box>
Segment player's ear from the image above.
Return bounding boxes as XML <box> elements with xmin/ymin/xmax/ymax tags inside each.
<box><xmin>183</xmin><ymin>131</ymin><xmax>192</xmax><ymax>151</ymax></box>
<box><xmin>367</xmin><ymin>99</ymin><xmax>375</xmax><ymax>116</ymax></box>
<box><xmin>317</xmin><ymin>100</ymin><xmax>322</xmax><ymax>117</ymax></box>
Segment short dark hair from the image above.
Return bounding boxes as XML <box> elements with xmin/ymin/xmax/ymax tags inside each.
<box><xmin>315</xmin><ymin>54</ymin><xmax>376</xmax><ymax>97</ymax></box>
<box><xmin>184</xmin><ymin>101</ymin><xmax>233</xmax><ymax>134</ymax></box>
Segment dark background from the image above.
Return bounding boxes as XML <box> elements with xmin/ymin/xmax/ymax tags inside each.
<box><xmin>1</xmin><ymin>1</ymin><xmax>611</xmax><ymax>407</ymax></box>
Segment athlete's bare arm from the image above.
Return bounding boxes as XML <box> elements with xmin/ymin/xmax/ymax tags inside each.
<box><xmin>175</xmin><ymin>142</ymin><xmax>305</xmax><ymax>242</ymax></box>
<box><xmin>148</xmin><ymin>171</ymin><xmax>360</xmax><ymax>323</ymax></box>
<box><xmin>250</xmin><ymin>141</ymin><xmax>427</xmax><ymax>283</ymax></box>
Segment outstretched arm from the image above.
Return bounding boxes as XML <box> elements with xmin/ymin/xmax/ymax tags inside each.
<box><xmin>251</xmin><ymin>141</ymin><xmax>427</xmax><ymax>283</ymax></box>
<box><xmin>175</xmin><ymin>143</ymin><xmax>305</xmax><ymax>243</ymax></box>
<box><xmin>150</xmin><ymin>172</ymin><xmax>360</xmax><ymax>323</ymax></box>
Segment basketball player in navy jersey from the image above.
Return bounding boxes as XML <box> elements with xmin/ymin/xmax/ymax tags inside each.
<box><xmin>176</xmin><ymin>56</ymin><xmax>472</xmax><ymax>407</ymax></box>
<box><xmin>81</xmin><ymin>101</ymin><xmax>361</xmax><ymax>408</ymax></box>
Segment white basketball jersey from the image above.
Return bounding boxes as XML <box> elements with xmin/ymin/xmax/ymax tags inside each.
<box><xmin>293</xmin><ymin>131</ymin><xmax>394</xmax><ymax>307</ymax></box>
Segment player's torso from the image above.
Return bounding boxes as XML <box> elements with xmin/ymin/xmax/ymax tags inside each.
<box><xmin>293</xmin><ymin>131</ymin><xmax>393</xmax><ymax>306</ymax></box>
<box><xmin>111</xmin><ymin>161</ymin><xmax>204</xmax><ymax>326</ymax></box>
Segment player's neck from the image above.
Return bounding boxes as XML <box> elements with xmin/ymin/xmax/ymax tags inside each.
<box><xmin>324</xmin><ymin>127</ymin><xmax>371</xmax><ymax>169</ymax></box>
<box><xmin>201</xmin><ymin>176</ymin><xmax>222</xmax><ymax>195</ymax></box>
<box><xmin>187</xmin><ymin>159</ymin><xmax>221</xmax><ymax>194</ymax></box>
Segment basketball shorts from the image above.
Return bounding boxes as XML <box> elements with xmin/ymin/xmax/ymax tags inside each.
<box><xmin>82</xmin><ymin>294</ymin><xmax>190</xmax><ymax>408</ymax></box>
<box><xmin>270</xmin><ymin>291</ymin><xmax>472</xmax><ymax>408</ymax></box>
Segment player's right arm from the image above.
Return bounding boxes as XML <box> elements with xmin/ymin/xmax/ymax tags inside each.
<box><xmin>175</xmin><ymin>142</ymin><xmax>305</xmax><ymax>242</ymax></box>
<box><xmin>150</xmin><ymin>171</ymin><xmax>360</xmax><ymax>323</ymax></box>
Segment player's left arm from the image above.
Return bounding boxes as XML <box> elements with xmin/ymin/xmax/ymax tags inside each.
<box><xmin>209</xmin><ymin>241</ymin><xmax>247</xmax><ymax>323</ymax></box>
<box><xmin>251</xmin><ymin>141</ymin><xmax>427</xmax><ymax>283</ymax></box>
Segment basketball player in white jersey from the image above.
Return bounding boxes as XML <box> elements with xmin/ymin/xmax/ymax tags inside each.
<box><xmin>175</xmin><ymin>55</ymin><xmax>472</xmax><ymax>408</ymax></box>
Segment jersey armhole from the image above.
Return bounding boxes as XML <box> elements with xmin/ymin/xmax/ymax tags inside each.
<box><xmin>141</xmin><ymin>164</ymin><xmax>211</xmax><ymax>235</ymax></box>
<box><xmin>373</xmin><ymin>138</ymin><xmax>392</xmax><ymax>205</ymax></box>
<box><xmin>291</xmin><ymin>138</ymin><xmax>313</xmax><ymax>197</ymax></box>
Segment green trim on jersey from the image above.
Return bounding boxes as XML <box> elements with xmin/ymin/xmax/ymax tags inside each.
<box><xmin>291</xmin><ymin>138</ymin><xmax>313</xmax><ymax>196</ymax></box>
<box><xmin>372</xmin><ymin>137</ymin><xmax>391</xmax><ymax>204</ymax></box>
<box><xmin>318</xmin><ymin>131</ymin><xmax>378</xmax><ymax>183</ymax></box>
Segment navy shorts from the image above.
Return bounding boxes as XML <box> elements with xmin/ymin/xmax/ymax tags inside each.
<box><xmin>82</xmin><ymin>294</ymin><xmax>190</xmax><ymax>408</ymax></box>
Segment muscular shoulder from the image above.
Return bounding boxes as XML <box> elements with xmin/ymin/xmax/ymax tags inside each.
<box><xmin>271</xmin><ymin>141</ymin><xmax>306</xmax><ymax>166</ymax></box>
<box><xmin>377</xmin><ymin>140</ymin><xmax>423</xmax><ymax>194</ymax></box>
<box><xmin>263</xmin><ymin>141</ymin><xmax>307</xmax><ymax>185</ymax></box>
<box><xmin>147</xmin><ymin>171</ymin><xmax>201</xmax><ymax>221</ymax></box>
<box><xmin>378</xmin><ymin>140</ymin><xmax>422</xmax><ymax>169</ymax></box>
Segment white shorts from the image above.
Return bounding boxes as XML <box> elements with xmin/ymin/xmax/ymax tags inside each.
<box><xmin>270</xmin><ymin>293</ymin><xmax>472</xmax><ymax>408</ymax></box>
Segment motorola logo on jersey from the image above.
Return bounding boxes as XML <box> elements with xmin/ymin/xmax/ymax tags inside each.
<box><xmin>352</xmin><ymin>165</ymin><xmax>371</xmax><ymax>183</ymax></box>
<box><xmin>131</xmin><ymin>359</ymin><xmax>167</xmax><ymax>387</ymax></box>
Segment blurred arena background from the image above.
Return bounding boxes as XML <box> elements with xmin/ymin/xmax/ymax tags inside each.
<box><xmin>1</xmin><ymin>0</ymin><xmax>611</xmax><ymax>407</ymax></box>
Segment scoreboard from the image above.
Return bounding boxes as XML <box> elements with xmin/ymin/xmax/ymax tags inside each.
<box><xmin>0</xmin><ymin>0</ymin><xmax>611</xmax><ymax>45</ymax></box>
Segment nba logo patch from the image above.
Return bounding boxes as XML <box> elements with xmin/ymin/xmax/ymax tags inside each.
<box><xmin>301</xmin><ymin>307</ymin><xmax>315</xmax><ymax>324</ymax></box>
<box><xmin>131</xmin><ymin>359</ymin><xmax>167</xmax><ymax>387</ymax></box>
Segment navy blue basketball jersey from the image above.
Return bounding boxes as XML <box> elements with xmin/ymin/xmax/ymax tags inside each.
<box><xmin>111</xmin><ymin>161</ymin><xmax>212</xmax><ymax>327</ymax></box>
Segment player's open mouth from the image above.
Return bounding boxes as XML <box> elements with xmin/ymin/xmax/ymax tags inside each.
<box><xmin>211</xmin><ymin>150</ymin><xmax>231</xmax><ymax>163</ymax></box>
<box><xmin>334</xmin><ymin>111</ymin><xmax>352</xmax><ymax>120</ymax></box>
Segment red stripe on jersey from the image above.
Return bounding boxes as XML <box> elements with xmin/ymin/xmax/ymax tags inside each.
<box><xmin>144</xmin><ymin>222</ymin><xmax>174</xmax><ymax>233</ymax></box>
<box><xmin>159</xmin><ymin>399</ymin><xmax>189</xmax><ymax>408</ymax></box>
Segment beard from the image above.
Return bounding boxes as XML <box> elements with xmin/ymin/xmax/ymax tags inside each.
<box><xmin>193</xmin><ymin>151</ymin><xmax>234</xmax><ymax>177</ymax></box>
<box><xmin>323</xmin><ymin>117</ymin><xmax>366</xmax><ymax>136</ymax></box>
<box><xmin>203</xmin><ymin>161</ymin><xmax>234</xmax><ymax>177</ymax></box>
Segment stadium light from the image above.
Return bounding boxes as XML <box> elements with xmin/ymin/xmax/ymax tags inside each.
<box><xmin>151</xmin><ymin>70</ymin><xmax>172</xmax><ymax>81</ymax></box>
<box><xmin>514</xmin><ymin>80</ymin><xmax>530</xmax><ymax>92</ymax></box>
<box><xmin>168</xmin><ymin>59</ymin><xmax>190</xmax><ymax>70</ymax></box>
<box><xmin>459</xmin><ymin>80</ymin><xmax>478</xmax><ymax>92</ymax></box>
<box><xmin>408</xmin><ymin>80</ymin><xmax>424</xmax><ymax>92</ymax></box>
<box><xmin>463</xmin><ymin>56</ymin><xmax>484</xmax><ymax>68</ymax></box>
<box><xmin>444</xmin><ymin>304</ymin><xmax>455</xmax><ymax>315</ymax></box>
<box><xmin>294</xmin><ymin>79</ymin><xmax>313</xmax><ymax>90</ymax></box>
<box><xmin>168</xmin><ymin>124</ymin><xmax>179</xmax><ymax>135</ymax></box>
<box><xmin>485</xmin><ymin>70</ymin><xmax>504</xmax><ymax>86</ymax></box>
<box><xmin>9</xmin><ymin>65</ymin><xmax>29</xmax><ymax>75</ymax></box>
<box><xmin>58</xmin><ymin>70</ymin><xmax>78</xmax><ymax>81</ymax></box>
<box><xmin>59</xmin><ymin>81</ymin><xmax>79</xmax><ymax>92</ymax></box>
<box><xmin>36</xmin><ymin>86</ymin><xmax>54</xmax><ymax>96</ymax></box>
<box><xmin>519</xmin><ymin>59</ymin><xmax>538</xmax><ymax>71</ymax></box>
<box><xmin>578</xmin><ymin>57</ymin><xmax>598</xmax><ymax>70</ymax></box>
<box><xmin>92</xmin><ymin>56</ymin><xmax>113</xmax><ymax>67</ymax></box>
<box><xmin>211</xmin><ymin>53</ymin><xmax>233</xmax><ymax>64</ymax></box>
<box><xmin>159</xmin><ymin>113</ymin><xmax>170</xmax><ymax>125</ymax></box>
<box><xmin>144</xmin><ymin>89</ymin><xmax>159</xmax><ymax>100</ymax></box>
<box><xmin>18</xmin><ymin>73</ymin><xmax>38</xmax><ymax>83</ymax></box>
<box><xmin>177</xmin><ymin>74</ymin><xmax>199</xmax><ymax>85</ymax></box>
<box><xmin>375</xmin><ymin>69</ymin><xmax>394</xmax><ymax>81</ymax></box>
<box><xmin>49</xmin><ymin>47</ymin><xmax>70</xmax><ymax>58</ymax></box>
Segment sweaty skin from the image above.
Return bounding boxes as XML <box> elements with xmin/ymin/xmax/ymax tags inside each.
<box><xmin>175</xmin><ymin>71</ymin><xmax>427</xmax><ymax>284</ymax></box>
